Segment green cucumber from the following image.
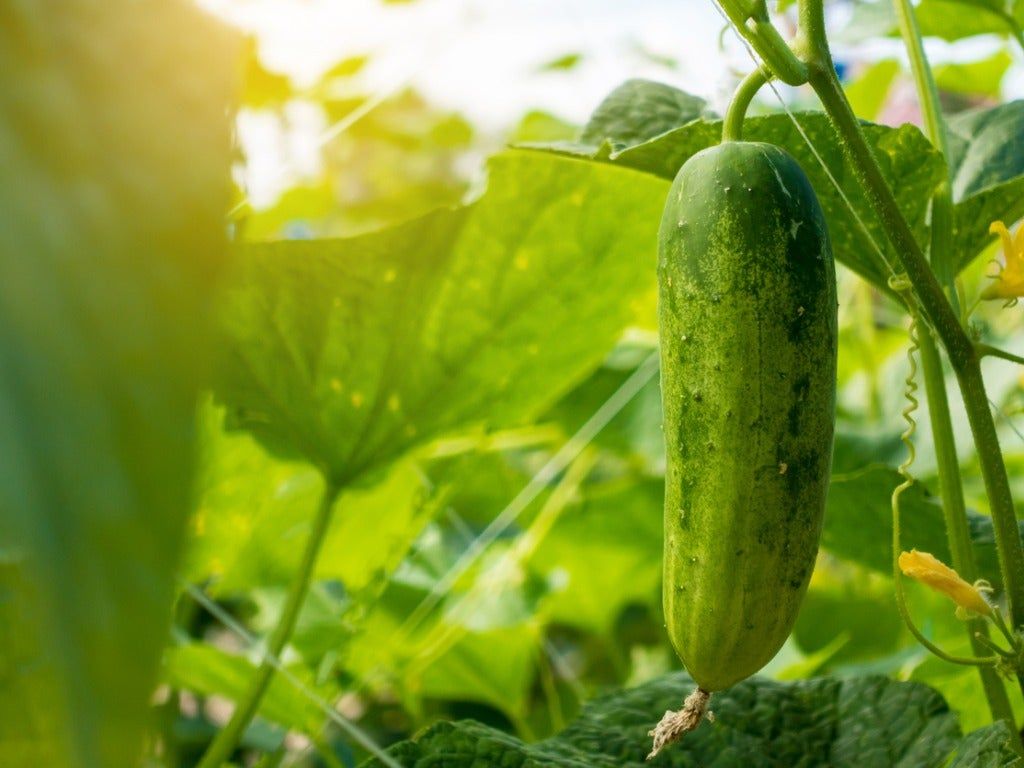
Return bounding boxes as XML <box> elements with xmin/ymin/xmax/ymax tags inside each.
<box><xmin>658</xmin><ymin>141</ymin><xmax>837</xmax><ymax>693</ymax></box>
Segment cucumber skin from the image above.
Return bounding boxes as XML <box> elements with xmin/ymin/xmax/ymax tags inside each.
<box><xmin>658</xmin><ymin>142</ymin><xmax>837</xmax><ymax>692</ymax></box>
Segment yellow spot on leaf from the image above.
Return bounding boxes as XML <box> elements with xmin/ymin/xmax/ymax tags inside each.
<box><xmin>982</xmin><ymin>221</ymin><xmax>1024</xmax><ymax>303</ymax></box>
<box><xmin>899</xmin><ymin>549</ymin><xmax>992</xmax><ymax>617</ymax></box>
<box><xmin>514</xmin><ymin>254</ymin><xmax>529</xmax><ymax>270</ymax></box>
<box><xmin>351</xmin><ymin>391</ymin><xmax>365</xmax><ymax>408</ymax></box>
<box><xmin>330</xmin><ymin>378</ymin><xmax>343</xmax><ymax>393</ymax></box>
<box><xmin>387</xmin><ymin>394</ymin><xmax>401</xmax><ymax>412</ymax></box>
<box><xmin>383</xmin><ymin>268</ymin><xmax>397</xmax><ymax>283</ymax></box>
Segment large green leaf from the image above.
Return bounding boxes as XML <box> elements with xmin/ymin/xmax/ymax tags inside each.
<box><xmin>531</xmin><ymin>103</ymin><xmax>945</xmax><ymax>292</ymax></box>
<box><xmin>217</xmin><ymin>151</ymin><xmax>666</xmax><ymax>480</ymax></box>
<box><xmin>359</xmin><ymin>671</ymin><xmax>1000</xmax><ymax>767</ymax></box>
<box><xmin>947</xmin><ymin>102</ymin><xmax>1024</xmax><ymax>271</ymax></box>
<box><xmin>0</xmin><ymin>4</ymin><xmax>235</xmax><ymax>767</ymax></box>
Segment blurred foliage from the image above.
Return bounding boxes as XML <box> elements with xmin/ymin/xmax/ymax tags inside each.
<box><xmin>0</xmin><ymin>3</ymin><xmax>236</xmax><ymax>767</ymax></box>
<box><xmin>8</xmin><ymin>2</ymin><xmax>1024</xmax><ymax>767</ymax></box>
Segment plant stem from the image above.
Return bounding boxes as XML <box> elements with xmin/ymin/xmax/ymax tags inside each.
<box><xmin>717</xmin><ymin>0</ymin><xmax>808</xmax><ymax>85</ymax></box>
<box><xmin>800</xmin><ymin>57</ymin><xmax>1024</xmax><ymax>632</ymax></box>
<box><xmin>918</xmin><ymin>332</ymin><xmax>1021</xmax><ymax>739</ymax></box>
<box><xmin>195</xmin><ymin>479</ymin><xmax>343</xmax><ymax>768</ymax></box>
<box><xmin>890</xmin><ymin>0</ymin><xmax>960</xmax><ymax>311</ymax></box>
<box><xmin>891</xmin><ymin>0</ymin><xmax>1018</xmax><ymax>737</ymax></box>
<box><xmin>723</xmin><ymin>67</ymin><xmax>771</xmax><ymax>142</ymax></box>
<box><xmin>978</xmin><ymin>343</ymin><xmax>1024</xmax><ymax>367</ymax></box>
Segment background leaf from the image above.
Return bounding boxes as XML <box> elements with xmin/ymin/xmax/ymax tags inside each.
<box><xmin>162</xmin><ymin>643</ymin><xmax>339</xmax><ymax>736</ymax></box>
<box><xmin>947</xmin><ymin>101</ymin><xmax>1024</xmax><ymax>270</ymax></box>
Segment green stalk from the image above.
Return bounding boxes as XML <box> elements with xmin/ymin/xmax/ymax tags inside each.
<box><xmin>891</xmin><ymin>0</ymin><xmax>1019</xmax><ymax>736</ymax></box>
<box><xmin>791</xmin><ymin>45</ymin><xmax>1024</xmax><ymax>638</ymax></box>
<box><xmin>891</xmin><ymin>0</ymin><xmax>959</xmax><ymax>311</ymax></box>
<box><xmin>723</xmin><ymin>67</ymin><xmax>771</xmax><ymax>142</ymax></box>
<box><xmin>195</xmin><ymin>480</ymin><xmax>343</xmax><ymax>768</ymax></box>
<box><xmin>979</xmin><ymin>344</ymin><xmax>1024</xmax><ymax>367</ymax></box>
<box><xmin>717</xmin><ymin>0</ymin><xmax>809</xmax><ymax>85</ymax></box>
<box><xmin>919</xmin><ymin>332</ymin><xmax>1021</xmax><ymax>739</ymax></box>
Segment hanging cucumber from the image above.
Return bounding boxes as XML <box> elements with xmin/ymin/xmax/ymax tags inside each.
<box><xmin>650</xmin><ymin>137</ymin><xmax>837</xmax><ymax>755</ymax></box>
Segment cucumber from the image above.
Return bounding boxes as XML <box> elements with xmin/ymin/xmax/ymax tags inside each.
<box><xmin>658</xmin><ymin>141</ymin><xmax>837</xmax><ymax>693</ymax></box>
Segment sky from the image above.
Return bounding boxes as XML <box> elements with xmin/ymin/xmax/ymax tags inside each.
<box><xmin>198</xmin><ymin>0</ymin><xmax>764</xmax><ymax>128</ymax></box>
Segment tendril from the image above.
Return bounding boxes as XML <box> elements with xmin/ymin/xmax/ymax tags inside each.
<box><xmin>890</xmin><ymin>314</ymin><xmax>998</xmax><ymax>667</ymax></box>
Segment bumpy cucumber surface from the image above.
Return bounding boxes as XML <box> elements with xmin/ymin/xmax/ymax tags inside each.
<box><xmin>658</xmin><ymin>141</ymin><xmax>837</xmax><ymax>692</ymax></box>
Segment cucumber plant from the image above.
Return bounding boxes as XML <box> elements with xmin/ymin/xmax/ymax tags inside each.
<box><xmin>16</xmin><ymin>2</ymin><xmax>1024</xmax><ymax>766</ymax></box>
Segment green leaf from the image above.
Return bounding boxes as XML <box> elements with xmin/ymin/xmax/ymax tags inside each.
<box><xmin>509</xmin><ymin>111</ymin><xmax>579</xmax><ymax>144</ymax></box>
<box><xmin>843</xmin><ymin>0</ymin><xmax>1020</xmax><ymax>43</ymax></box>
<box><xmin>824</xmin><ymin>461</ymin><xmax>1022</xmax><ymax>588</ymax></box>
<box><xmin>934</xmin><ymin>51</ymin><xmax>1013</xmax><ymax>99</ymax></box>
<box><xmin>579</xmin><ymin>79</ymin><xmax>714</xmax><ymax>149</ymax></box>
<box><xmin>539</xmin><ymin>53</ymin><xmax>584</xmax><ymax>72</ymax></box>
<box><xmin>947</xmin><ymin>101</ymin><xmax>1024</xmax><ymax>271</ymax></box>
<box><xmin>536</xmin><ymin>100</ymin><xmax>946</xmax><ymax>292</ymax></box>
<box><xmin>216</xmin><ymin>150</ymin><xmax>666</xmax><ymax>480</ymax></box>
<box><xmin>344</xmin><ymin>541</ymin><xmax>544</xmax><ymax>722</ymax></box>
<box><xmin>948</xmin><ymin>722</ymin><xmax>1023</xmax><ymax>767</ymax></box>
<box><xmin>163</xmin><ymin>642</ymin><xmax>338</xmax><ymax>735</ymax></box>
<box><xmin>796</xmin><ymin>580</ymin><xmax>904</xmax><ymax>670</ymax></box>
<box><xmin>917</xmin><ymin>0</ymin><xmax>1023</xmax><ymax>41</ymax></box>
<box><xmin>531</xmin><ymin>479</ymin><xmax>663</xmax><ymax>632</ymax></box>
<box><xmin>0</xmin><ymin>4</ymin><xmax>235</xmax><ymax>767</ymax></box>
<box><xmin>360</xmin><ymin>672</ymin><xmax>966</xmax><ymax>767</ymax></box>
<box><xmin>184</xmin><ymin>403</ymin><xmax>437</xmax><ymax>597</ymax></box>
<box><xmin>845</xmin><ymin>60</ymin><xmax>901</xmax><ymax>121</ymax></box>
<box><xmin>543</xmin><ymin>344</ymin><xmax>664</xmax><ymax>471</ymax></box>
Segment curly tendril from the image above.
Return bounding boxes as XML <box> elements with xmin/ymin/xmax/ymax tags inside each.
<box><xmin>890</xmin><ymin>315</ymin><xmax>998</xmax><ymax>667</ymax></box>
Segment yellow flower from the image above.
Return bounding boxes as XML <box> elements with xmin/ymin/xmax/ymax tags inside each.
<box><xmin>898</xmin><ymin>549</ymin><xmax>993</xmax><ymax>617</ymax></box>
<box><xmin>981</xmin><ymin>221</ymin><xmax>1024</xmax><ymax>302</ymax></box>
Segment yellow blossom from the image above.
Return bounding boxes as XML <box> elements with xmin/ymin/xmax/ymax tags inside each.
<box><xmin>898</xmin><ymin>549</ymin><xmax>993</xmax><ymax>617</ymax></box>
<box><xmin>981</xmin><ymin>221</ymin><xmax>1024</xmax><ymax>302</ymax></box>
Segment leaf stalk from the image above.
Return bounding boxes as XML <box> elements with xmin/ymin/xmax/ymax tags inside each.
<box><xmin>194</xmin><ymin>479</ymin><xmax>343</xmax><ymax>768</ymax></box>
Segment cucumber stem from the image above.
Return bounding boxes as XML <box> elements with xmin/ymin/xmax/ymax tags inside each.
<box><xmin>722</xmin><ymin>67</ymin><xmax>771</xmax><ymax>143</ymax></box>
<box><xmin>716</xmin><ymin>0</ymin><xmax>809</xmax><ymax>85</ymax></box>
<box><xmin>801</xmin><ymin>57</ymin><xmax>1024</xmax><ymax>639</ymax></box>
<box><xmin>647</xmin><ymin>687</ymin><xmax>711</xmax><ymax>759</ymax></box>
<box><xmin>890</xmin><ymin>0</ymin><xmax>1019</xmax><ymax>739</ymax></box>
<box><xmin>891</xmin><ymin>0</ymin><xmax>959</xmax><ymax>310</ymax></box>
